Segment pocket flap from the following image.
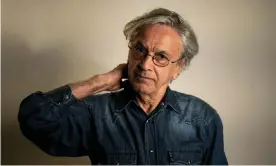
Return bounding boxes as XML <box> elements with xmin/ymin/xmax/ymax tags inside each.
<box><xmin>168</xmin><ymin>149</ymin><xmax>202</xmax><ymax>165</ymax></box>
<box><xmin>107</xmin><ymin>153</ymin><xmax>137</xmax><ymax>165</ymax></box>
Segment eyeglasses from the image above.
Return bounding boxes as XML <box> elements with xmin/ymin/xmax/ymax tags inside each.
<box><xmin>128</xmin><ymin>42</ymin><xmax>183</xmax><ymax>67</ymax></box>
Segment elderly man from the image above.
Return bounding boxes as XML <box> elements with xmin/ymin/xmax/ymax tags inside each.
<box><xmin>18</xmin><ymin>8</ymin><xmax>228</xmax><ymax>165</ymax></box>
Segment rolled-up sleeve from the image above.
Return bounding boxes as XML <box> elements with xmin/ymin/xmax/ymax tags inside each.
<box><xmin>18</xmin><ymin>85</ymin><xmax>94</xmax><ymax>157</ymax></box>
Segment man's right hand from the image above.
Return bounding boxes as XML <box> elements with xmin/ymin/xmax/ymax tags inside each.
<box><xmin>69</xmin><ymin>63</ymin><xmax>128</xmax><ymax>100</ymax></box>
<box><xmin>104</xmin><ymin>63</ymin><xmax>128</xmax><ymax>91</ymax></box>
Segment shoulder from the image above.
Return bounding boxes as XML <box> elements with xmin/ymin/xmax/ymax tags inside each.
<box><xmin>81</xmin><ymin>90</ymin><xmax>125</xmax><ymax>116</ymax></box>
<box><xmin>171</xmin><ymin>90</ymin><xmax>221</xmax><ymax>126</ymax></box>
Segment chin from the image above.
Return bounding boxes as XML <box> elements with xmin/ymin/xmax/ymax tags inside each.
<box><xmin>131</xmin><ymin>81</ymin><xmax>155</xmax><ymax>95</ymax></box>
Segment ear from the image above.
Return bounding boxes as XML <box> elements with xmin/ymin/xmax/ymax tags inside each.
<box><xmin>172</xmin><ymin>58</ymin><xmax>185</xmax><ymax>80</ymax></box>
<box><xmin>171</xmin><ymin>67</ymin><xmax>181</xmax><ymax>80</ymax></box>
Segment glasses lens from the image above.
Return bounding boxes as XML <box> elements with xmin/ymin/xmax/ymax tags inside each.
<box><xmin>153</xmin><ymin>54</ymin><xmax>169</xmax><ymax>67</ymax></box>
<box><xmin>129</xmin><ymin>43</ymin><xmax>170</xmax><ymax>67</ymax></box>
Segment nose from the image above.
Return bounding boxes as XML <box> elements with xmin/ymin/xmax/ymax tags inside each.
<box><xmin>139</xmin><ymin>54</ymin><xmax>154</xmax><ymax>71</ymax></box>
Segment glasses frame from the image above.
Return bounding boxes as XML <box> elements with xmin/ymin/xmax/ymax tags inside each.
<box><xmin>128</xmin><ymin>43</ymin><xmax>184</xmax><ymax>67</ymax></box>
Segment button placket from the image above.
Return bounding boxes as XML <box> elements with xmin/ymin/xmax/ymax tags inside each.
<box><xmin>144</xmin><ymin>118</ymin><xmax>157</xmax><ymax>164</ymax></box>
<box><xmin>144</xmin><ymin>120</ymin><xmax>148</xmax><ymax>164</ymax></box>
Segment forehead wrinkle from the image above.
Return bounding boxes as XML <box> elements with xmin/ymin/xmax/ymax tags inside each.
<box><xmin>142</xmin><ymin>25</ymin><xmax>168</xmax><ymax>52</ymax></box>
<box><xmin>136</xmin><ymin>24</ymin><xmax>183</xmax><ymax>60</ymax></box>
<box><xmin>150</xmin><ymin>24</ymin><xmax>165</xmax><ymax>50</ymax></box>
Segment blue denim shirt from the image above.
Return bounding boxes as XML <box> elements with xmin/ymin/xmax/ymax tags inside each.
<box><xmin>18</xmin><ymin>83</ymin><xmax>228</xmax><ymax>165</ymax></box>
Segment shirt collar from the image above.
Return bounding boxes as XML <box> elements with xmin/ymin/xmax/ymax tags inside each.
<box><xmin>114</xmin><ymin>81</ymin><xmax>182</xmax><ymax>113</ymax></box>
<box><xmin>114</xmin><ymin>82</ymin><xmax>137</xmax><ymax>112</ymax></box>
<box><xmin>162</xmin><ymin>86</ymin><xmax>182</xmax><ymax>113</ymax></box>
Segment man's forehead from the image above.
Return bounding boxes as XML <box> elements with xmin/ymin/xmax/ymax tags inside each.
<box><xmin>135</xmin><ymin>24</ymin><xmax>183</xmax><ymax>55</ymax></box>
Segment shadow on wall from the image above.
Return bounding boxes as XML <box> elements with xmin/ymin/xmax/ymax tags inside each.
<box><xmin>1</xmin><ymin>33</ymin><xmax>102</xmax><ymax>165</ymax></box>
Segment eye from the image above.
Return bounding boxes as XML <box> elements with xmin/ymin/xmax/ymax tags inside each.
<box><xmin>135</xmin><ymin>44</ymin><xmax>147</xmax><ymax>55</ymax></box>
<box><xmin>154</xmin><ymin>53</ymin><xmax>168</xmax><ymax>61</ymax></box>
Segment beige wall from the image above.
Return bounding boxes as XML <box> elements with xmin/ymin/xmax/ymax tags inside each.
<box><xmin>2</xmin><ymin>0</ymin><xmax>276</xmax><ymax>164</ymax></box>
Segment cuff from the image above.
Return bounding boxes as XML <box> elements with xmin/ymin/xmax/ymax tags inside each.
<box><xmin>44</xmin><ymin>85</ymin><xmax>77</xmax><ymax>106</ymax></box>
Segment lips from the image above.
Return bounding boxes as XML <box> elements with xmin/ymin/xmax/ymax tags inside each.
<box><xmin>135</xmin><ymin>72</ymin><xmax>154</xmax><ymax>81</ymax></box>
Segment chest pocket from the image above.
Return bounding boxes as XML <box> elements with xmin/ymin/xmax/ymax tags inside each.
<box><xmin>106</xmin><ymin>153</ymin><xmax>137</xmax><ymax>165</ymax></box>
<box><xmin>168</xmin><ymin>149</ymin><xmax>202</xmax><ymax>165</ymax></box>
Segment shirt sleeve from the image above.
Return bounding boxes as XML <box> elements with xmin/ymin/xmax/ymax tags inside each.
<box><xmin>18</xmin><ymin>85</ymin><xmax>94</xmax><ymax>157</ymax></box>
<box><xmin>204</xmin><ymin>111</ymin><xmax>228</xmax><ymax>165</ymax></box>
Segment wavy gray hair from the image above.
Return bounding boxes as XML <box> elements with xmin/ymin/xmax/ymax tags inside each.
<box><xmin>123</xmin><ymin>8</ymin><xmax>199</xmax><ymax>69</ymax></box>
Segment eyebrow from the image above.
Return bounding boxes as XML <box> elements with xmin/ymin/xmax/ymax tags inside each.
<box><xmin>136</xmin><ymin>41</ymin><xmax>171</xmax><ymax>59</ymax></box>
<box><xmin>155</xmin><ymin>49</ymin><xmax>170</xmax><ymax>57</ymax></box>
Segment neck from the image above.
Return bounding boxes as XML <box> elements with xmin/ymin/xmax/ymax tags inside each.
<box><xmin>136</xmin><ymin>85</ymin><xmax>168</xmax><ymax>115</ymax></box>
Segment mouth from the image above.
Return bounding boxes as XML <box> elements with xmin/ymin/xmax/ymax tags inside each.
<box><xmin>135</xmin><ymin>73</ymin><xmax>153</xmax><ymax>81</ymax></box>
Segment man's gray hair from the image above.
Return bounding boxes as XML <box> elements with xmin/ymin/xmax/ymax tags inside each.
<box><xmin>124</xmin><ymin>8</ymin><xmax>199</xmax><ymax>69</ymax></box>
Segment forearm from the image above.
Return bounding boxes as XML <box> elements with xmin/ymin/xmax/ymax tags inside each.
<box><xmin>18</xmin><ymin>64</ymin><xmax>124</xmax><ymax>156</ymax></box>
<box><xmin>69</xmin><ymin>74</ymin><xmax>109</xmax><ymax>100</ymax></box>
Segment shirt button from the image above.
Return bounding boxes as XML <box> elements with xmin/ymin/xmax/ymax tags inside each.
<box><xmin>150</xmin><ymin>149</ymin><xmax>154</xmax><ymax>153</ymax></box>
<box><xmin>146</xmin><ymin>120</ymin><xmax>149</xmax><ymax>123</ymax></box>
<box><xmin>64</xmin><ymin>95</ymin><xmax>69</xmax><ymax>100</ymax></box>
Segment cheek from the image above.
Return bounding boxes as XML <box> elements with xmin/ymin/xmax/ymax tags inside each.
<box><xmin>127</xmin><ymin>58</ymin><xmax>139</xmax><ymax>78</ymax></box>
<box><xmin>155</xmin><ymin>68</ymin><xmax>171</xmax><ymax>84</ymax></box>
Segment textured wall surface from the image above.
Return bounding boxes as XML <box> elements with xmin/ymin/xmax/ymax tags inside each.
<box><xmin>1</xmin><ymin>0</ymin><xmax>276</xmax><ymax>164</ymax></box>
